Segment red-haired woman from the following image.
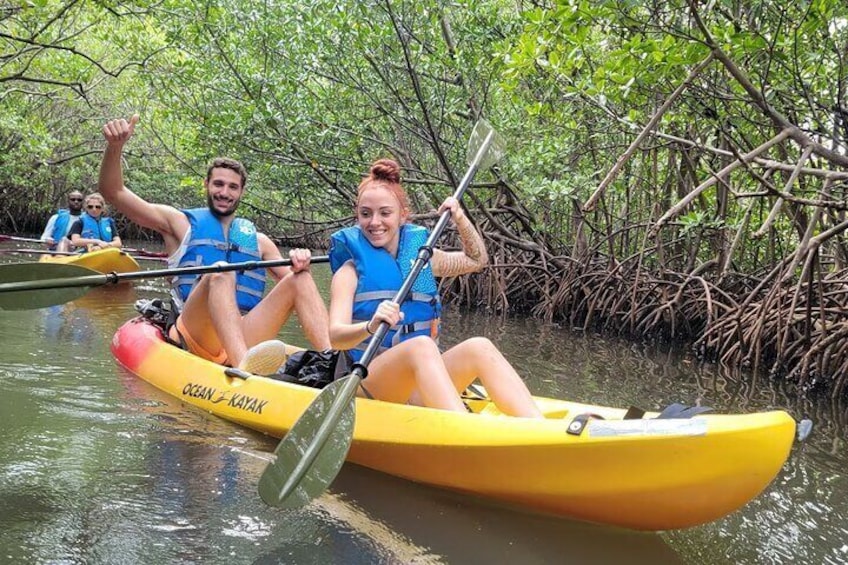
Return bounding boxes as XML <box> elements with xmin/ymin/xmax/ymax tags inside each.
<box><xmin>328</xmin><ymin>158</ymin><xmax>542</xmax><ymax>417</ymax></box>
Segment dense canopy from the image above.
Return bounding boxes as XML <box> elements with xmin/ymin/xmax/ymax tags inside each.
<box><xmin>3</xmin><ymin>0</ymin><xmax>848</xmax><ymax>393</ymax></box>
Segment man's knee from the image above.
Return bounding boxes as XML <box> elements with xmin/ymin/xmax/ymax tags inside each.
<box><xmin>274</xmin><ymin>270</ymin><xmax>317</xmax><ymax>297</ymax></box>
<box><xmin>206</xmin><ymin>271</ymin><xmax>236</xmax><ymax>292</ymax></box>
<box><xmin>291</xmin><ymin>270</ymin><xmax>317</xmax><ymax>291</ymax></box>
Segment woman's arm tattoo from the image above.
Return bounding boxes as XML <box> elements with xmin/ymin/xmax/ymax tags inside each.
<box><xmin>432</xmin><ymin>215</ymin><xmax>489</xmax><ymax>277</ymax></box>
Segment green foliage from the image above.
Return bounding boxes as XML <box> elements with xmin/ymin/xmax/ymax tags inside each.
<box><xmin>1</xmin><ymin>0</ymin><xmax>846</xmax><ymax>279</ymax></box>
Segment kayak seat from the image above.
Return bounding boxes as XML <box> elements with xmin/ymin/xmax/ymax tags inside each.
<box><xmin>655</xmin><ymin>403</ymin><xmax>713</xmax><ymax>419</ymax></box>
<box><xmin>623</xmin><ymin>406</ymin><xmax>646</xmax><ymax>419</ymax></box>
<box><xmin>567</xmin><ymin>403</ymin><xmax>713</xmax><ymax>436</ymax></box>
<box><xmin>623</xmin><ymin>403</ymin><xmax>713</xmax><ymax>420</ymax></box>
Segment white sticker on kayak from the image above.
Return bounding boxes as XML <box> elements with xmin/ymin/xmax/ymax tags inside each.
<box><xmin>587</xmin><ymin>418</ymin><xmax>708</xmax><ymax>437</ymax></box>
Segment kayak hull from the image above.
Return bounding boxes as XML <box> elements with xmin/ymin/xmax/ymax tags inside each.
<box><xmin>111</xmin><ymin>317</ymin><xmax>796</xmax><ymax>531</ymax></box>
<box><xmin>40</xmin><ymin>247</ymin><xmax>140</xmax><ymax>274</ymax></box>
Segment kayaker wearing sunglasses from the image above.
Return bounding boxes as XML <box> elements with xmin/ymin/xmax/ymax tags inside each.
<box><xmin>68</xmin><ymin>192</ymin><xmax>123</xmax><ymax>252</ymax></box>
<box><xmin>40</xmin><ymin>190</ymin><xmax>85</xmax><ymax>252</ymax></box>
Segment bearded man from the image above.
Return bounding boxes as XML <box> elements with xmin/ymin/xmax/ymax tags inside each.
<box><xmin>99</xmin><ymin>115</ymin><xmax>330</xmax><ymax>374</ymax></box>
<box><xmin>41</xmin><ymin>190</ymin><xmax>85</xmax><ymax>252</ymax></box>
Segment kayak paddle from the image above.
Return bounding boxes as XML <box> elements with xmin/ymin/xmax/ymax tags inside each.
<box><xmin>257</xmin><ymin>119</ymin><xmax>506</xmax><ymax>508</ymax></box>
<box><xmin>0</xmin><ymin>234</ymin><xmax>167</xmax><ymax>258</ymax></box>
<box><xmin>0</xmin><ymin>255</ymin><xmax>329</xmax><ymax>310</ymax></box>
<box><xmin>0</xmin><ymin>247</ymin><xmax>166</xmax><ymax>263</ymax></box>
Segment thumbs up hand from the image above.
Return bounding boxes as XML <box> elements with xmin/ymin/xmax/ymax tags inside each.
<box><xmin>102</xmin><ymin>114</ymin><xmax>139</xmax><ymax>147</ymax></box>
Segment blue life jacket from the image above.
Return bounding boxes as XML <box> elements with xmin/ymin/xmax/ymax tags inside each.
<box><xmin>172</xmin><ymin>208</ymin><xmax>265</xmax><ymax>314</ymax></box>
<box><xmin>48</xmin><ymin>209</ymin><xmax>74</xmax><ymax>251</ymax></box>
<box><xmin>329</xmin><ymin>224</ymin><xmax>441</xmax><ymax>361</ymax></box>
<box><xmin>80</xmin><ymin>213</ymin><xmax>116</xmax><ymax>244</ymax></box>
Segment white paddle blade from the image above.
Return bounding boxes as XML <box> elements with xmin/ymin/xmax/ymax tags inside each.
<box><xmin>466</xmin><ymin>119</ymin><xmax>506</xmax><ymax>171</ymax></box>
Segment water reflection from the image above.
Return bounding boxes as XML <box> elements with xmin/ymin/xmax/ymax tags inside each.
<box><xmin>320</xmin><ymin>465</ymin><xmax>683</xmax><ymax>565</ymax></box>
<box><xmin>37</xmin><ymin>285</ymin><xmax>136</xmax><ymax>346</ymax></box>
<box><xmin>120</xmin><ymin>373</ymin><xmax>446</xmax><ymax>563</ymax></box>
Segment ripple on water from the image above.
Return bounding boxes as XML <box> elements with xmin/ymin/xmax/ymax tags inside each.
<box><xmin>147</xmin><ymin>520</ymin><xmax>199</xmax><ymax>533</ymax></box>
<box><xmin>221</xmin><ymin>515</ymin><xmax>272</xmax><ymax>540</ymax></box>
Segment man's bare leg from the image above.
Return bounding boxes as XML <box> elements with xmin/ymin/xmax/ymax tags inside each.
<box><xmin>242</xmin><ymin>271</ymin><xmax>330</xmax><ymax>350</ymax></box>
<box><xmin>290</xmin><ymin>272</ymin><xmax>331</xmax><ymax>350</ymax></box>
<box><xmin>179</xmin><ymin>272</ymin><xmax>249</xmax><ymax>367</ymax></box>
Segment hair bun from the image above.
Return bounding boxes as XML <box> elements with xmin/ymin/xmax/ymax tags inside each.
<box><xmin>370</xmin><ymin>159</ymin><xmax>401</xmax><ymax>184</ymax></box>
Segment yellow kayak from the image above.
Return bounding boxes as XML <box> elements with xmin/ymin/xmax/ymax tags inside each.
<box><xmin>39</xmin><ymin>247</ymin><xmax>140</xmax><ymax>274</ymax></box>
<box><xmin>111</xmin><ymin>316</ymin><xmax>796</xmax><ymax>531</ymax></box>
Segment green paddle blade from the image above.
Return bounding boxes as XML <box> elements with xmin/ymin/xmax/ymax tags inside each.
<box><xmin>258</xmin><ymin>375</ymin><xmax>357</xmax><ymax>507</ymax></box>
<box><xmin>0</xmin><ymin>263</ymin><xmax>102</xmax><ymax>310</ymax></box>
<box><xmin>466</xmin><ymin>119</ymin><xmax>505</xmax><ymax>170</ymax></box>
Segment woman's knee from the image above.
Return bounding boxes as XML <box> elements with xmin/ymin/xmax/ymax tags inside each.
<box><xmin>465</xmin><ymin>336</ymin><xmax>494</xmax><ymax>349</ymax></box>
<box><xmin>403</xmin><ymin>335</ymin><xmax>442</xmax><ymax>361</ymax></box>
<box><xmin>462</xmin><ymin>336</ymin><xmax>499</xmax><ymax>358</ymax></box>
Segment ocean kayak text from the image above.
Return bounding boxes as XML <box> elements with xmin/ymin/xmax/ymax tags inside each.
<box><xmin>182</xmin><ymin>383</ymin><xmax>268</xmax><ymax>414</ymax></box>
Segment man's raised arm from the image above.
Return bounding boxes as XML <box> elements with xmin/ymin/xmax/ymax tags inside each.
<box><xmin>99</xmin><ymin>115</ymin><xmax>186</xmax><ymax>248</ymax></box>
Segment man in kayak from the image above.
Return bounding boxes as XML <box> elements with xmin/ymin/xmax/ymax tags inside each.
<box><xmin>98</xmin><ymin>115</ymin><xmax>330</xmax><ymax>375</ymax></box>
<box><xmin>40</xmin><ymin>190</ymin><xmax>84</xmax><ymax>252</ymax></box>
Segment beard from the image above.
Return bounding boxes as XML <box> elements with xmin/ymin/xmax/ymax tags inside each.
<box><xmin>206</xmin><ymin>193</ymin><xmax>240</xmax><ymax>218</ymax></box>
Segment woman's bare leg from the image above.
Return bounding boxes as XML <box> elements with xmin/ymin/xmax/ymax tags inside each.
<box><xmin>361</xmin><ymin>337</ymin><xmax>467</xmax><ymax>412</ymax></box>
<box><xmin>441</xmin><ymin>337</ymin><xmax>543</xmax><ymax>418</ymax></box>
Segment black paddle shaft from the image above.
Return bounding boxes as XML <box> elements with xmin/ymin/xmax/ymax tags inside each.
<box><xmin>0</xmin><ymin>255</ymin><xmax>330</xmax><ymax>294</ymax></box>
<box><xmin>351</xmin><ymin>129</ymin><xmax>494</xmax><ymax>377</ymax></box>
<box><xmin>112</xmin><ymin>255</ymin><xmax>330</xmax><ymax>283</ymax></box>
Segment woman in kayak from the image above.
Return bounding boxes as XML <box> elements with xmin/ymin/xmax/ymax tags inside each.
<box><xmin>69</xmin><ymin>192</ymin><xmax>123</xmax><ymax>252</ymax></box>
<box><xmin>328</xmin><ymin>158</ymin><xmax>543</xmax><ymax>417</ymax></box>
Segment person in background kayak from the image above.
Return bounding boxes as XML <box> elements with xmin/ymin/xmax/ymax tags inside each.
<box><xmin>40</xmin><ymin>190</ymin><xmax>84</xmax><ymax>252</ymax></box>
<box><xmin>68</xmin><ymin>192</ymin><xmax>123</xmax><ymax>252</ymax></box>
<box><xmin>328</xmin><ymin>158</ymin><xmax>543</xmax><ymax>417</ymax></box>
<box><xmin>98</xmin><ymin>115</ymin><xmax>331</xmax><ymax>375</ymax></box>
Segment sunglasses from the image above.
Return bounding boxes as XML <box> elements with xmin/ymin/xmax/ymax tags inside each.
<box><xmin>69</xmin><ymin>198</ymin><xmax>83</xmax><ymax>202</ymax></box>
<box><xmin>87</xmin><ymin>204</ymin><xmax>102</xmax><ymax>210</ymax></box>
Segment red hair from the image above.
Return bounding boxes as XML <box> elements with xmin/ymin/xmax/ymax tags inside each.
<box><xmin>357</xmin><ymin>158</ymin><xmax>409</xmax><ymax>212</ymax></box>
